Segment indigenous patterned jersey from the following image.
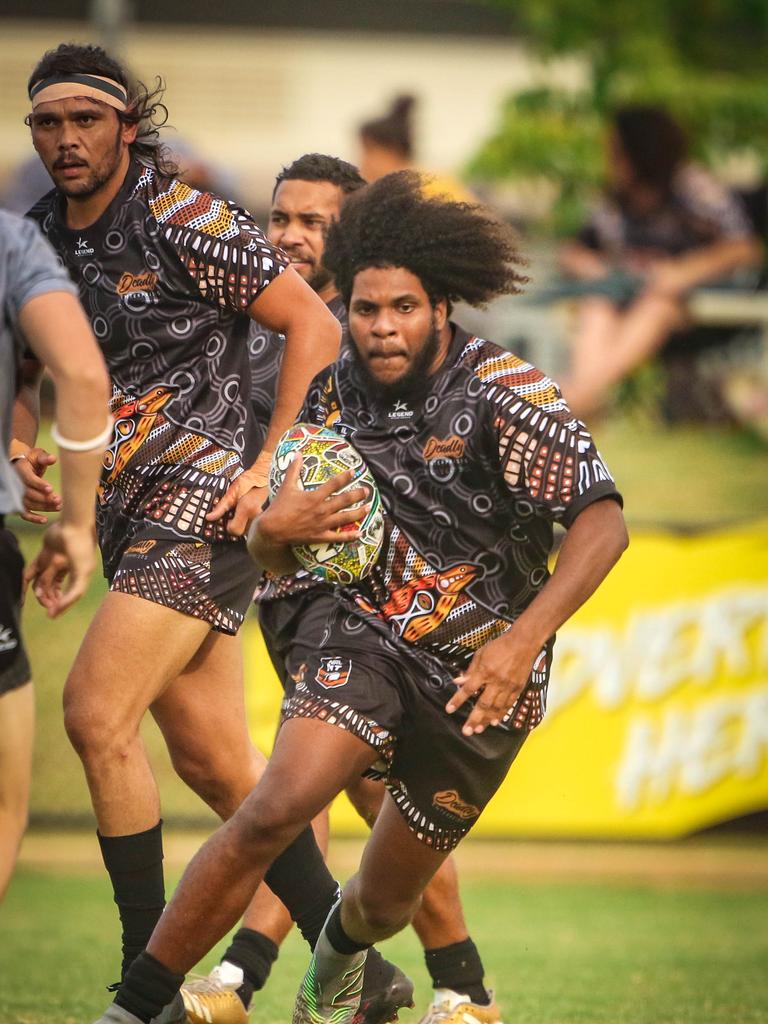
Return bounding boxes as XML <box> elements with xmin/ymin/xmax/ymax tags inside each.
<box><xmin>298</xmin><ymin>324</ymin><xmax>622</xmax><ymax>731</ymax></box>
<box><xmin>29</xmin><ymin>159</ymin><xmax>288</xmax><ymax>578</ymax></box>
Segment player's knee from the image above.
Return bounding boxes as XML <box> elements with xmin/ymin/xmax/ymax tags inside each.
<box><xmin>63</xmin><ymin>699</ymin><xmax>134</xmax><ymax>766</ymax></box>
<box><xmin>233</xmin><ymin>788</ymin><xmax>308</xmax><ymax>857</ymax></box>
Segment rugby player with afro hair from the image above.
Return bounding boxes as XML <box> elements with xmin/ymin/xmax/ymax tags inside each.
<box><xmin>98</xmin><ymin>173</ymin><xmax>628</xmax><ymax>1024</ymax></box>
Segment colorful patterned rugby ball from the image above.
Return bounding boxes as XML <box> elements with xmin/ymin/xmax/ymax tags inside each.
<box><xmin>269</xmin><ymin>424</ymin><xmax>384</xmax><ymax>585</ymax></box>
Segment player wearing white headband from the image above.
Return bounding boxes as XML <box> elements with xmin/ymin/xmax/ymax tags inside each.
<box><xmin>19</xmin><ymin>41</ymin><xmax>375</xmax><ymax>1024</ymax></box>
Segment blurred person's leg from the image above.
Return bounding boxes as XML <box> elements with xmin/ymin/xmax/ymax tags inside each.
<box><xmin>0</xmin><ymin>524</ymin><xmax>34</xmax><ymax>901</ymax></box>
<box><xmin>564</xmin><ymin>294</ymin><xmax>684</xmax><ymax>416</ymax></box>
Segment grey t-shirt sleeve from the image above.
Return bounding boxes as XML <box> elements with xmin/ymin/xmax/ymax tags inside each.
<box><xmin>4</xmin><ymin>212</ymin><xmax>76</xmax><ymax>328</ymax></box>
<box><xmin>0</xmin><ymin>210</ymin><xmax>77</xmax><ymax>515</ymax></box>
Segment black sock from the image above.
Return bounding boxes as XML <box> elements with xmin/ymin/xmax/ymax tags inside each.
<box><xmin>264</xmin><ymin>826</ymin><xmax>340</xmax><ymax>949</ymax></box>
<box><xmin>325</xmin><ymin>900</ymin><xmax>371</xmax><ymax>955</ymax></box>
<box><xmin>221</xmin><ymin>927</ymin><xmax>279</xmax><ymax>1010</ymax></box>
<box><xmin>98</xmin><ymin>822</ymin><xmax>166</xmax><ymax>981</ymax></box>
<box><xmin>424</xmin><ymin>938</ymin><xmax>489</xmax><ymax>1005</ymax></box>
<box><xmin>114</xmin><ymin>951</ymin><xmax>184</xmax><ymax>1023</ymax></box>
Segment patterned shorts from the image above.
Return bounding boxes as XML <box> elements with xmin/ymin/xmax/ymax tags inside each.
<box><xmin>0</xmin><ymin>526</ymin><xmax>32</xmax><ymax>696</ymax></box>
<box><xmin>261</xmin><ymin>590</ymin><xmax>529</xmax><ymax>852</ymax></box>
<box><xmin>110</xmin><ymin>530</ymin><xmax>259</xmax><ymax>635</ymax></box>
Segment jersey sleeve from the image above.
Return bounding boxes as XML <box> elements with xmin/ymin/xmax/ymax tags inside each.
<box><xmin>5</xmin><ymin>213</ymin><xmax>76</xmax><ymax>327</ymax></box>
<box><xmin>479</xmin><ymin>350</ymin><xmax>622</xmax><ymax>527</ymax></box>
<box><xmin>676</xmin><ymin>165</ymin><xmax>754</xmax><ymax>241</ymax></box>
<box><xmin>148</xmin><ymin>180</ymin><xmax>289</xmax><ymax>312</ymax></box>
<box><xmin>297</xmin><ymin>368</ymin><xmax>336</xmax><ymax>427</ymax></box>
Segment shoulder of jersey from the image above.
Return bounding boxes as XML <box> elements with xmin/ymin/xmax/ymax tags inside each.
<box><xmin>133</xmin><ymin>167</ymin><xmax>251</xmax><ymax>243</ymax></box>
<box><xmin>26</xmin><ymin>187</ymin><xmax>58</xmax><ymax>226</ymax></box>
<box><xmin>458</xmin><ymin>334</ymin><xmax>570</xmax><ymax>416</ymax></box>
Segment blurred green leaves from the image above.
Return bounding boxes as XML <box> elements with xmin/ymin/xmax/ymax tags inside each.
<box><xmin>469</xmin><ymin>0</ymin><xmax>768</xmax><ymax>232</ymax></box>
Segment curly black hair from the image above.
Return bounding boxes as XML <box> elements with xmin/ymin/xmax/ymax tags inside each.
<box><xmin>324</xmin><ymin>171</ymin><xmax>527</xmax><ymax>309</ymax></box>
<box><xmin>273</xmin><ymin>153</ymin><xmax>366</xmax><ymax>199</ymax></box>
<box><xmin>28</xmin><ymin>43</ymin><xmax>178</xmax><ymax>178</ymax></box>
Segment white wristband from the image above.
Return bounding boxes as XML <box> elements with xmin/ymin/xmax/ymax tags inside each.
<box><xmin>51</xmin><ymin>417</ymin><xmax>114</xmax><ymax>452</ymax></box>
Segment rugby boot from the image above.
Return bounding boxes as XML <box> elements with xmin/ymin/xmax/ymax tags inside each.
<box><xmin>418</xmin><ymin>989</ymin><xmax>503</xmax><ymax>1024</ymax></box>
<box><xmin>292</xmin><ymin>928</ymin><xmax>367</xmax><ymax>1023</ymax></box>
<box><xmin>356</xmin><ymin>951</ymin><xmax>415</xmax><ymax>1024</ymax></box>
<box><xmin>181</xmin><ymin>963</ymin><xmax>248</xmax><ymax>1024</ymax></box>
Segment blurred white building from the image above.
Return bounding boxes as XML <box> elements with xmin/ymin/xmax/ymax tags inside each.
<box><xmin>0</xmin><ymin>2</ymin><xmax>583</xmax><ymax>212</ymax></box>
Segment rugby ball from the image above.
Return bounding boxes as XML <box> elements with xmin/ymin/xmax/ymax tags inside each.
<box><xmin>269</xmin><ymin>424</ymin><xmax>384</xmax><ymax>585</ymax></box>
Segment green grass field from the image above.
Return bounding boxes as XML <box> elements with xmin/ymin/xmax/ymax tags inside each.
<box><xmin>2</xmin><ymin>837</ymin><xmax>768</xmax><ymax>1024</ymax></box>
<box><xmin>6</xmin><ymin>418</ymin><xmax>767</xmax><ymax>1023</ymax></box>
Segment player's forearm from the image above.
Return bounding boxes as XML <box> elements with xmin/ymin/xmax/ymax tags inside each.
<box><xmin>262</xmin><ymin>315</ymin><xmax>340</xmax><ymax>453</ymax></box>
<box><xmin>11</xmin><ymin>364</ymin><xmax>44</xmax><ymax>453</ymax></box>
<box><xmin>247</xmin><ymin>268</ymin><xmax>341</xmax><ymax>457</ymax></box>
<box><xmin>661</xmin><ymin>238</ymin><xmax>763</xmax><ymax>294</ymax></box>
<box><xmin>19</xmin><ymin>292</ymin><xmax>111</xmax><ymax>529</ymax></box>
<box><xmin>507</xmin><ymin>498</ymin><xmax>628</xmax><ymax>653</ymax></box>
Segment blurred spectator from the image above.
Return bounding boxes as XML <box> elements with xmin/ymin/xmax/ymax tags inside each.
<box><xmin>358</xmin><ymin>94</ymin><xmax>475</xmax><ymax>202</ymax></box>
<box><xmin>558</xmin><ymin>105</ymin><xmax>763</xmax><ymax>417</ymax></box>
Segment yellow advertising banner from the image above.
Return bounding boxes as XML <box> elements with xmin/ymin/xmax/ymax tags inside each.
<box><xmin>244</xmin><ymin>519</ymin><xmax>768</xmax><ymax>838</ymax></box>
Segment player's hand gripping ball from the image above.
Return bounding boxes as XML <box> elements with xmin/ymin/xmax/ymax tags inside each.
<box><xmin>269</xmin><ymin>424</ymin><xmax>384</xmax><ymax>585</ymax></box>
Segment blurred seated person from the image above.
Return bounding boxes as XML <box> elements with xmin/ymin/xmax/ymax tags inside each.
<box><xmin>559</xmin><ymin>105</ymin><xmax>762</xmax><ymax>417</ymax></box>
<box><xmin>358</xmin><ymin>94</ymin><xmax>475</xmax><ymax>202</ymax></box>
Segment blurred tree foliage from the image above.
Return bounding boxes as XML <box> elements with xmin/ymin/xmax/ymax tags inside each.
<box><xmin>469</xmin><ymin>0</ymin><xmax>768</xmax><ymax>232</ymax></box>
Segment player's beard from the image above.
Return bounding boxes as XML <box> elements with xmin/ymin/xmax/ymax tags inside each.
<box><xmin>307</xmin><ymin>261</ymin><xmax>334</xmax><ymax>295</ymax></box>
<box><xmin>54</xmin><ymin>126</ymin><xmax>125</xmax><ymax>200</ymax></box>
<box><xmin>353</xmin><ymin>318</ymin><xmax>442</xmax><ymax>406</ymax></box>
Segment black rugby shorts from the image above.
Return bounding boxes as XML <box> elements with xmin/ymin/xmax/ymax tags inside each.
<box><xmin>277</xmin><ymin>594</ymin><xmax>529</xmax><ymax>851</ymax></box>
<box><xmin>0</xmin><ymin>526</ymin><xmax>32</xmax><ymax>696</ymax></box>
<box><xmin>109</xmin><ymin>528</ymin><xmax>259</xmax><ymax>635</ymax></box>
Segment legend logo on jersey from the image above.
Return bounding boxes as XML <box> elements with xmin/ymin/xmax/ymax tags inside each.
<box><xmin>74</xmin><ymin>236</ymin><xmax>95</xmax><ymax>257</ymax></box>
<box><xmin>315</xmin><ymin>656</ymin><xmax>353</xmax><ymax>689</ymax></box>
<box><xmin>388</xmin><ymin>400</ymin><xmax>413</xmax><ymax>420</ymax></box>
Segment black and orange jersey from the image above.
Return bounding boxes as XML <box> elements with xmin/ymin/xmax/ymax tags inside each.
<box><xmin>29</xmin><ymin>159</ymin><xmax>288</xmax><ymax>577</ymax></box>
<box><xmin>298</xmin><ymin>324</ymin><xmax>622</xmax><ymax>731</ymax></box>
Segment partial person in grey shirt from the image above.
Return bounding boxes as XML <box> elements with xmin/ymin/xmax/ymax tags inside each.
<box><xmin>0</xmin><ymin>209</ymin><xmax>109</xmax><ymax>900</ymax></box>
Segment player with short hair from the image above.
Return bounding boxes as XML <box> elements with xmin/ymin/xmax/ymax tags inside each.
<box><xmin>22</xmin><ymin>42</ymin><xmax>349</xmax><ymax>1016</ymax></box>
<box><xmin>98</xmin><ymin>173</ymin><xmax>629</xmax><ymax>1024</ymax></box>
<box><xmin>187</xmin><ymin>155</ymin><xmax>504</xmax><ymax>1024</ymax></box>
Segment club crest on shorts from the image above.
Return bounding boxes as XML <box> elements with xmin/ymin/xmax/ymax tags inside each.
<box><xmin>432</xmin><ymin>789</ymin><xmax>481</xmax><ymax>822</ymax></box>
<box><xmin>315</xmin><ymin>656</ymin><xmax>352</xmax><ymax>689</ymax></box>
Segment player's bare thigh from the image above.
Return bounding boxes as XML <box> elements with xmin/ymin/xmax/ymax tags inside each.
<box><xmin>63</xmin><ymin>590</ymin><xmax>212</xmax><ymax>746</ymax></box>
<box><xmin>151</xmin><ymin>630</ymin><xmax>266</xmax><ymax>818</ymax></box>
